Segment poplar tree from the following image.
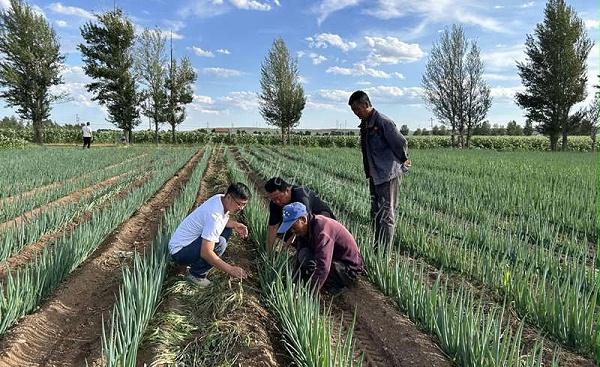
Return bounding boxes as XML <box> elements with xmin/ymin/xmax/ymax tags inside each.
<box><xmin>259</xmin><ymin>37</ymin><xmax>306</xmax><ymax>144</ymax></box>
<box><xmin>516</xmin><ymin>0</ymin><xmax>593</xmax><ymax>151</ymax></box>
<box><xmin>79</xmin><ymin>9</ymin><xmax>140</xmax><ymax>140</ymax></box>
<box><xmin>0</xmin><ymin>0</ymin><xmax>64</xmax><ymax>145</ymax></box>
<box><xmin>422</xmin><ymin>24</ymin><xmax>491</xmax><ymax>148</ymax></box>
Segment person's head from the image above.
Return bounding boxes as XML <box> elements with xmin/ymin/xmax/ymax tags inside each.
<box><xmin>348</xmin><ymin>90</ymin><xmax>373</xmax><ymax>120</ymax></box>
<box><xmin>86</xmin><ymin>122</ymin><xmax>90</xmax><ymax>126</ymax></box>
<box><xmin>265</xmin><ymin>177</ymin><xmax>292</xmax><ymax>207</ymax></box>
<box><xmin>277</xmin><ymin>202</ymin><xmax>309</xmax><ymax>236</ymax></box>
<box><xmin>224</xmin><ymin>182</ymin><xmax>252</xmax><ymax>214</ymax></box>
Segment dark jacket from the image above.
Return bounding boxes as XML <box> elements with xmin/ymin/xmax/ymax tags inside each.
<box><xmin>359</xmin><ymin>109</ymin><xmax>408</xmax><ymax>185</ymax></box>
<box><xmin>301</xmin><ymin>215</ymin><xmax>364</xmax><ymax>291</ymax></box>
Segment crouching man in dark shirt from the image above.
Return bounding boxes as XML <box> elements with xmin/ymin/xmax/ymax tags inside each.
<box><xmin>265</xmin><ymin>177</ymin><xmax>335</xmax><ymax>251</ymax></box>
<box><xmin>277</xmin><ymin>202</ymin><xmax>363</xmax><ymax>296</ymax></box>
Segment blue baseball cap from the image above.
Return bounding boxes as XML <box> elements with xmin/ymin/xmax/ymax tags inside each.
<box><xmin>277</xmin><ymin>202</ymin><xmax>308</xmax><ymax>234</ymax></box>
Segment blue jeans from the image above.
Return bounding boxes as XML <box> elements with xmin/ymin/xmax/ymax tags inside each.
<box><xmin>171</xmin><ymin>228</ymin><xmax>232</xmax><ymax>277</ymax></box>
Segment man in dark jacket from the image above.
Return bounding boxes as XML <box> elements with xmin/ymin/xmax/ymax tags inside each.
<box><xmin>265</xmin><ymin>177</ymin><xmax>335</xmax><ymax>250</ymax></box>
<box><xmin>277</xmin><ymin>202</ymin><xmax>363</xmax><ymax>296</ymax></box>
<box><xmin>348</xmin><ymin>90</ymin><xmax>410</xmax><ymax>251</ymax></box>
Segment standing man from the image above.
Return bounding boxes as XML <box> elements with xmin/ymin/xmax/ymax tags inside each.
<box><xmin>82</xmin><ymin>121</ymin><xmax>93</xmax><ymax>149</ymax></box>
<box><xmin>348</xmin><ymin>90</ymin><xmax>410</xmax><ymax>250</ymax></box>
<box><xmin>277</xmin><ymin>202</ymin><xmax>363</xmax><ymax>296</ymax></box>
<box><xmin>265</xmin><ymin>177</ymin><xmax>335</xmax><ymax>250</ymax></box>
<box><xmin>168</xmin><ymin>182</ymin><xmax>251</xmax><ymax>287</ymax></box>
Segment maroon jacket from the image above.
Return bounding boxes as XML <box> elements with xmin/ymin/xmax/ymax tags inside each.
<box><xmin>300</xmin><ymin>215</ymin><xmax>364</xmax><ymax>291</ymax></box>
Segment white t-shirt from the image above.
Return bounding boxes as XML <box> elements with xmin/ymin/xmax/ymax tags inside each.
<box><xmin>82</xmin><ymin>125</ymin><xmax>92</xmax><ymax>137</ymax></box>
<box><xmin>168</xmin><ymin>194</ymin><xmax>229</xmax><ymax>254</ymax></box>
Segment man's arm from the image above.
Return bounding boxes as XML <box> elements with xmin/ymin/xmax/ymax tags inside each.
<box><xmin>200</xmin><ymin>239</ymin><xmax>247</xmax><ymax>278</ymax></box>
<box><xmin>226</xmin><ymin>219</ymin><xmax>248</xmax><ymax>237</ymax></box>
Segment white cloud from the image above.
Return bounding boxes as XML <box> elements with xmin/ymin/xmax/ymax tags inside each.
<box><xmin>219</xmin><ymin>91</ymin><xmax>258</xmax><ymax>110</ymax></box>
<box><xmin>193</xmin><ymin>95</ymin><xmax>215</xmax><ymax>104</ymax></box>
<box><xmin>490</xmin><ymin>86</ymin><xmax>524</xmax><ymax>101</ymax></box>
<box><xmin>306</xmin><ymin>33</ymin><xmax>357</xmax><ymax>52</ymax></box>
<box><xmin>311</xmin><ymin>0</ymin><xmax>360</xmax><ymax>26</ymax></box>
<box><xmin>55</xmin><ymin>20</ymin><xmax>67</xmax><ymax>27</ymax></box>
<box><xmin>47</xmin><ymin>2</ymin><xmax>93</xmax><ymax>19</ymax></box>
<box><xmin>0</xmin><ymin>0</ymin><xmax>9</xmax><ymax>9</ymax></box>
<box><xmin>520</xmin><ymin>2</ymin><xmax>535</xmax><ymax>9</ymax></box>
<box><xmin>360</xmin><ymin>0</ymin><xmax>510</xmax><ymax>34</ymax></box>
<box><xmin>203</xmin><ymin>67</ymin><xmax>243</xmax><ymax>77</ymax></box>
<box><xmin>316</xmin><ymin>86</ymin><xmax>423</xmax><ymax>106</ymax></box>
<box><xmin>481</xmin><ymin>44</ymin><xmax>526</xmax><ymax>71</ymax></box>
<box><xmin>159</xmin><ymin>29</ymin><xmax>185</xmax><ymax>40</ymax></box>
<box><xmin>309</xmin><ymin>53</ymin><xmax>327</xmax><ymax>65</ymax></box>
<box><xmin>483</xmin><ymin>73</ymin><xmax>520</xmax><ymax>82</ymax></box>
<box><xmin>191</xmin><ymin>46</ymin><xmax>215</xmax><ymax>57</ymax></box>
<box><xmin>364</xmin><ymin>36</ymin><xmax>425</xmax><ymax>64</ymax></box>
<box><xmin>586</xmin><ymin>20</ymin><xmax>599</xmax><ymax>30</ymax></box>
<box><xmin>326</xmin><ymin>63</ymin><xmax>405</xmax><ymax>79</ymax></box>
<box><xmin>217</xmin><ymin>49</ymin><xmax>231</xmax><ymax>54</ymax></box>
<box><xmin>229</xmin><ymin>0</ymin><xmax>271</xmax><ymax>11</ymax></box>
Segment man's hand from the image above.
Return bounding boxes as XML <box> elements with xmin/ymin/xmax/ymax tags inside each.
<box><xmin>229</xmin><ymin>266</ymin><xmax>247</xmax><ymax>279</ymax></box>
<box><xmin>234</xmin><ymin>223</ymin><xmax>248</xmax><ymax>238</ymax></box>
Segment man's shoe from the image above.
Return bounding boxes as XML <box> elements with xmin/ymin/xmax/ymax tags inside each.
<box><xmin>326</xmin><ymin>285</ymin><xmax>345</xmax><ymax>297</ymax></box>
<box><xmin>185</xmin><ymin>271</ymin><xmax>211</xmax><ymax>288</ymax></box>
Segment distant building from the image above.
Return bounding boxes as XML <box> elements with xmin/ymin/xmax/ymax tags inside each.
<box><xmin>213</xmin><ymin>128</ymin><xmax>230</xmax><ymax>134</ymax></box>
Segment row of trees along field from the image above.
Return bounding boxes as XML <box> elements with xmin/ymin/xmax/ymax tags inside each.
<box><xmin>420</xmin><ymin>0</ymin><xmax>597</xmax><ymax>151</ymax></box>
<box><xmin>0</xmin><ymin>0</ymin><xmax>196</xmax><ymax>146</ymax></box>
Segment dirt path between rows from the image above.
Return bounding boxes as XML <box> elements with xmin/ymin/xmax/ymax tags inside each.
<box><xmin>0</xmin><ymin>149</ymin><xmax>202</xmax><ymax>367</ymax></box>
<box><xmin>135</xmin><ymin>145</ymin><xmax>286</xmax><ymax>366</ymax></box>
<box><xmin>0</xmin><ymin>170</ymin><xmax>154</xmax><ymax>283</ymax></box>
<box><xmin>231</xmin><ymin>147</ymin><xmax>452</xmax><ymax>367</ymax></box>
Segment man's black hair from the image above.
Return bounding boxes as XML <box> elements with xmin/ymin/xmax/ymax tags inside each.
<box><xmin>264</xmin><ymin>177</ymin><xmax>290</xmax><ymax>193</ymax></box>
<box><xmin>226</xmin><ymin>182</ymin><xmax>252</xmax><ymax>200</ymax></box>
<box><xmin>348</xmin><ymin>90</ymin><xmax>371</xmax><ymax>107</ymax></box>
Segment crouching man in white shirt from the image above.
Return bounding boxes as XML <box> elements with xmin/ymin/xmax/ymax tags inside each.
<box><xmin>168</xmin><ymin>182</ymin><xmax>251</xmax><ymax>287</ymax></box>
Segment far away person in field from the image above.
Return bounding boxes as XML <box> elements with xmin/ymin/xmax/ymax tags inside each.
<box><xmin>265</xmin><ymin>177</ymin><xmax>335</xmax><ymax>250</ymax></box>
<box><xmin>348</xmin><ymin>90</ymin><xmax>410</xmax><ymax>251</ymax></box>
<box><xmin>168</xmin><ymin>182</ymin><xmax>251</xmax><ymax>287</ymax></box>
<box><xmin>82</xmin><ymin>121</ymin><xmax>93</xmax><ymax>149</ymax></box>
<box><xmin>277</xmin><ymin>202</ymin><xmax>363</xmax><ymax>296</ymax></box>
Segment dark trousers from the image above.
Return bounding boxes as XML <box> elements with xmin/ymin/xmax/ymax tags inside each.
<box><xmin>369</xmin><ymin>176</ymin><xmax>400</xmax><ymax>250</ymax></box>
<box><xmin>83</xmin><ymin>137</ymin><xmax>91</xmax><ymax>148</ymax></box>
<box><xmin>171</xmin><ymin>228</ymin><xmax>232</xmax><ymax>277</ymax></box>
<box><xmin>295</xmin><ymin>247</ymin><xmax>358</xmax><ymax>291</ymax></box>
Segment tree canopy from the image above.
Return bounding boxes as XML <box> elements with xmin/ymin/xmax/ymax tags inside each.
<box><xmin>0</xmin><ymin>0</ymin><xmax>64</xmax><ymax>144</ymax></box>
<box><xmin>79</xmin><ymin>9</ymin><xmax>140</xmax><ymax>138</ymax></box>
<box><xmin>259</xmin><ymin>37</ymin><xmax>306</xmax><ymax>144</ymax></box>
<box><xmin>422</xmin><ymin>24</ymin><xmax>491</xmax><ymax>148</ymax></box>
<box><xmin>515</xmin><ymin>0</ymin><xmax>593</xmax><ymax>151</ymax></box>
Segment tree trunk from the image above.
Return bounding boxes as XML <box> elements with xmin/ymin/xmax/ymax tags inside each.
<box><xmin>33</xmin><ymin>120</ymin><xmax>43</xmax><ymax>145</ymax></box>
<box><xmin>465</xmin><ymin>128</ymin><xmax>472</xmax><ymax>148</ymax></box>
<box><xmin>171</xmin><ymin>126</ymin><xmax>176</xmax><ymax>144</ymax></box>
<box><xmin>154</xmin><ymin>122</ymin><xmax>158</xmax><ymax>145</ymax></box>
<box><xmin>561</xmin><ymin>133</ymin><xmax>568</xmax><ymax>151</ymax></box>
<box><xmin>451</xmin><ymin>127</ymin><xmax>456</xmax><ymax>148</ymax></box>
<box><xmin>549</xmin><ymin>135</ymin><xmax>559</xmax><ymax>151</ymax></box>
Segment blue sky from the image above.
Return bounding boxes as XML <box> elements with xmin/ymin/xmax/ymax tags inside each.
<box><xmin>0</xmin><ymin>0</ymin><xmax>598</xmax><ymax>131</ymax></box>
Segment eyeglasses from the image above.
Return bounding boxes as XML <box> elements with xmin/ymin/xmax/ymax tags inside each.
<box><xmin>230</xmin><ymin>195</ymin><xmax>247</xmax><ymax>210</ymax></box>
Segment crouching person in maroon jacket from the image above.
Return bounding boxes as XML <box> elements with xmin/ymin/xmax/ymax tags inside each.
<box><xmin>277</xmin><ymin>202</ymin><xmax>364</xmax><ymax>296</ymax></box>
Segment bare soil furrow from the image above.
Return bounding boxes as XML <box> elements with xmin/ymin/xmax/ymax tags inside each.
<box><xmin>232</xmin><ymin>147</ymin><xmax>452</xmax><ymax>367</ymax></box>
<box><xmin>0</xmin><ymin>170</ymin><xmax>155</xmax><ymax>283</ymax></box>
<box><xmin>136</xmin><ymin>146</ymin><xmax>286</xmax><ymax>366</ymax></box>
